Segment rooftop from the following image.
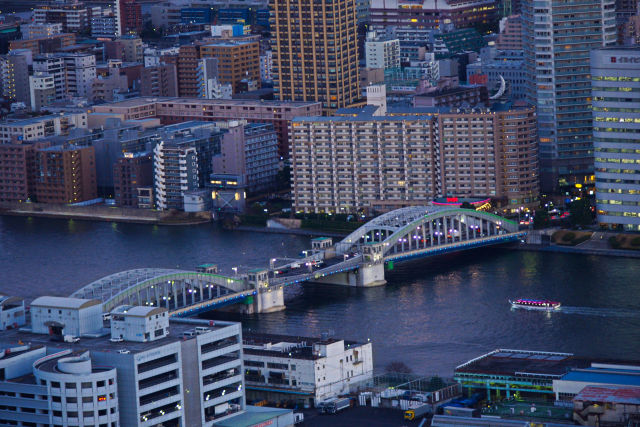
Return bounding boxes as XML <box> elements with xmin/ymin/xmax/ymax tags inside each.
<box><xmin>203</xmin><ymin>40</ymin><xmax>256</xmax><ymax>47</ymax></box>
<box><xmin>242</xmin><ymin>332</ymin><xmax>365</xmax><ymax>360</ymax></box>
<box><xmin>96</xmin><ymin>97</ymin><xmax>321</xmax><ymax>109</ymax></box>
<box><xmin>0</xmin><ymin>319</ymin><xmax>236</xmax><ymax>355</ymax></box>
<box><xmin>416</xmin><ymin>84</ymin><xmax>486</xmax><ymax>98</ymax></box>
<box><xmin>561</xmin><ymin>367</ymin><xmax>640</xmax><ymax>387</ymax></box>
<box><xmin>214</xmin><ymin>406</ymin><xmax>291</xmax><ymax>427</ymax></box>
<box><xmin>0</xmin><ymin>114</ymin><xmax>75</xmax><ymax>127</ymax></box>
<box><xmin>31</xmin><ymin>296</ymin><xmax>101</xmax><ymax>310</ymax></box>
<box><xmin>455</xmin><ymin>349</ymin><xmax>592</xmax><ymax>378</ymax></box>
<box><xmin>39</xmin><ymin>144</ymin><xmax>90</xmax><ymax>152</ymax></box>
<box><xmin>573</xmin><ymin>385</ymin><xmax>640</xmax><ymax>405</ymax></box>
<box><xmin>111</xmin><ymin>305</ymin><xmax>167</xmax><ymax>317</ymax></box>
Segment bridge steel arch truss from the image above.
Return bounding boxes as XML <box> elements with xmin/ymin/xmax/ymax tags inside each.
<box><xmin>71</xmin><ymin>268</ymin><xmax>248</xmax><ymax>313</ymax></box>
<box><xmin>336</xmin><ymin>207</ymin><xmax>519</xmax><ymax>258</ymax></box>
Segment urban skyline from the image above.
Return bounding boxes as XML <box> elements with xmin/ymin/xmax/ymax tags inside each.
<box><xmin>0</xmin><ymin>0</ymin><xmax>640</xmax><ymax>425</ymax></box>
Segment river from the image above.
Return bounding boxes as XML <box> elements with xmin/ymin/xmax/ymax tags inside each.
<box><xmin>1</xmin><ymin>215</ymin><xmax>639</xmax><ymax>375</ymax></box>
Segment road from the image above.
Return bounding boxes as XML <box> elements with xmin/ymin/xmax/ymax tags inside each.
<box><xmin>300</xmin><ymin>406</ymin><xmax>427</xmax><ymax>427</ymax></box>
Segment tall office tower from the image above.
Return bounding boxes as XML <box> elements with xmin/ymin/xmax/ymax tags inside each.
<box><xmin>270</xmin><ymin>0</ymin><xmax>360</xmax><ymax>113</ymax></box>
<box><xmin>591</xmin><ymin>48</ymin><xmax>640</xmax><ymax>231</ymax></box>
<box><xmin>522</xmin><ymin>0</ymin><xmax>616</xmax><ymax>192</ymax></box>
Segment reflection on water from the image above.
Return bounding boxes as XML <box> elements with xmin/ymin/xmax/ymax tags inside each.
<box><xmin>2</xmin><ymin>216</ymin><xmax>640</xmax><ymax>375</ymax></box>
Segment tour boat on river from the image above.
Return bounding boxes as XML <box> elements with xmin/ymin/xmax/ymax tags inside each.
<box><xmin>509</xmin><ymin>299</ymin><xmax>561</xmax><ymax>310</ymax></box>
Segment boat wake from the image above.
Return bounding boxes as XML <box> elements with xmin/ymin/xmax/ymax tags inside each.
<box><xmin>559</xmin><ymin>306</ymin><xmax>640</xmax><ymax>318</ymax></box>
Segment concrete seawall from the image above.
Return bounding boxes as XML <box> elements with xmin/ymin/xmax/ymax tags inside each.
<box><xmin>0</xmin><ymin>202</ymin><xmax>211</xmax><ymax>225</ymax></box>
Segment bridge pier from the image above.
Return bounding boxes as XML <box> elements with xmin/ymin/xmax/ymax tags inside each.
<box><xmin>240</xmin><ymin>269</ymin><xmax>285</xmax><ymax>314</ymax></box>
<box><xmin>357</xmin><ymin>262</ymin><xmax>386</xmax><ymax>287</ymax></box>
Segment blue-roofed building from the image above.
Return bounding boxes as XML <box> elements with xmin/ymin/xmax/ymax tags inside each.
<box><xmin>554</xmin><ymin>363</ymin><xmax>640</xmax><ymax>401</ymax></box>
<box><xmin>455</xmin><ymin>349</ymin><xmax>640</xmax><ymax>405</ymax></box>
<box><xmin>454</xmin><ymin>349</ymin><xmax>593</xmax><ymax>402</ymax></box>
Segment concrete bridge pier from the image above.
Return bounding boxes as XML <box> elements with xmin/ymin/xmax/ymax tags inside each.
<box><xmin>356</xmin><ymin>262</ymin><xmax>386</xmax><ymax>287</ymax></box>
<box><xmin>241</xmin><ymin>269</ymin><xmax>285</xmax><ymax>314</ymax></box>
<box><xmin>311</xmin><ymin>243</ymin><xmax>387</xmax><ymax>287</ymax></box>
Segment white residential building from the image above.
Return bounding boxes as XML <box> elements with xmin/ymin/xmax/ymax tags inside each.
<box><xmin>243</xmin><ymin>333</ymin><xmax>374</xmax><ymax>407</ymax></box>
<box><xmin>29</xmin><ymin>73</ymin><xmax>56</xmax><ymax>111</ymax></box>
<box><xmin>62</xmin><ymin>53</ymin><xmax>97</xmax><ymax>98</ymax></box>
<box><xmin>153</xmin><ymin>141</ymin><xmax>199</xmax><ymax>210</ymax></box>
<box><xmin>365</xmin><ymin>32</ymin><xmax>401</xmax><ymax>70</ymax></box>
<box><xmin>33</xmin><ymin>54</ymin><xmax>66</xmax><ymax>100</ymax></box>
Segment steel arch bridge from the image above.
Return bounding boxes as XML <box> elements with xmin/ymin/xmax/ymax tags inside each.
<box><xmin>335</xmin><ymin>206</ymin><xmax>521</xmax><ymax>260</ymax></box>
<box><xmin>70</xmin><ymin>268</ymin><xmax>251</xmax><ymax>313</ymax></box>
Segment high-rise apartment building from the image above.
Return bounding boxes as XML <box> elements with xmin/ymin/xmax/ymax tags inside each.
<box><xmin>62</xmin><ymin>53</ymin><xmax>97</xmax><ymax>98</ymax></box>
<box><xmin>0</xmin><ymin>142</ymin><xmax>46</xmax><ymax>203</ymax></box>
<box><xmin>141</xmin><ymin>63</ymin><xmax>179</xmax><ymax>97</ymax></box>
<box><xmin>0</xmin><ymin>51</ymin><xmax>30</xmax><ymax>105</ymax></box>
<box><xmin>522</xmin><ymin>0</ymin><xmax>616</xmax><ymax>192</ymax></box>
<box><xmin>113</xmin><ymin>152</ymin><xmax>153</xmax><ymax>207</ymax></box>
<box><xmin>212</xmin><ymin>122</ymin><xmax>280</xmax><ymax>194</ymax></box>
<box><xmin>365</xmin><ymin>32</ymin><xmax>401</xmax><ymax>70</ymax></box>
<box><xmin>33</xmin><ymin>54</ymin><xmax>66</xmax><ymax>100</ymax></box>
<box><xmin>33</xmin><ymin>4</ymin><xmax>91</xmax><ymax>33</ymax></box>
<box><xmin>200</xmin><ymin>41</ymin><xmax>261</xmax><ymax>94</ymax></box>
<box><xmin>152</xmin><ymin>122</ymin><xmax>227</xmax><ymax>210</ymax></box>
<box><xmin>270</xmin><ymin>0</ymin><xmax>360</xmax><ymax>112</ymax></box>
<box><xmin>496</xmin><ymin>15</ymin><xmax>522</xmax><ymax>51</ymax></box>
<box><xmin>177</xmin><ymin>44</ymin><xmax>200</xmax><ymax>97</ymax></box>
<box><xmin>119</xmin><ymin>0</ymin><xmax>143</xmax><ymax>34</ymax></box>
<box><xmin>153</xmin><ymin>142</ymin><xmax>199</xmax><ymax>210</ymax></box>
<box><xmin>370</xmin><ymin>0</ymin><xmax>497</xmax><ymax>33</ymax></box>
<box><xmin>591</xmin><ymin>48</ymin><xmax>640</xmax><ymax>231</ymax></box>
<box><xmin>34</xmin><ymin>144</ymin><xmax>98</xmax><ymax>204</ymax></box>
<box><xmin>291</xmin><ymin>92</ymin><xmax>538</xmax><ymax>214</ymax></box>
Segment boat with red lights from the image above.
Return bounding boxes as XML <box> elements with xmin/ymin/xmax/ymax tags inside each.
<box><xmin>509</xmin><ymin>299</ymin><xmax>561</xmax><ymax>310</ymax></box>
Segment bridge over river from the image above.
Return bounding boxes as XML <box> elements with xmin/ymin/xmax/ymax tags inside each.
<box><xmin>70</xmin><ymin>206</ymin><xmax>525</xmax><ymax>316</ymax></box>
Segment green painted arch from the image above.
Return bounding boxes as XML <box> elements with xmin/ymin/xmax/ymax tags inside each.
<box><xmin>374</xmin><ymin>208</ymin><xmax>518</xmax><ymax>256</ymax></box>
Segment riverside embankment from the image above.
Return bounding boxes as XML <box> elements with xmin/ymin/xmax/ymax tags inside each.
<box><xmin>0</xmin><ymin>201</ymin><xmax>211</xmax><ymax>225</ymax></box>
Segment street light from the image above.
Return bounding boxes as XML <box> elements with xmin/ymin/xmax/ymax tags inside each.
<box><xmin>232</xmin><ymin>267</ymin><xmax>238</xmax><ymax>276</ymax></box>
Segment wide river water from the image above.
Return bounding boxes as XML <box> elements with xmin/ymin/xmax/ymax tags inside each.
<box><xmin>1</xmin><ymin>215</ymin><xmax>639</xmax><ymax>375</ymax></box>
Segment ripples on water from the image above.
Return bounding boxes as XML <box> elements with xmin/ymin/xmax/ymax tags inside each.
<box><xmin>2</xmin><ymin>216</ymin><xmax>640</xmax><ymax>375</ymax></box>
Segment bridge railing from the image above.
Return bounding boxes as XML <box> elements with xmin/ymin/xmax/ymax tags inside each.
<box><xmin>270</xmin><ymin>255</ymin><xmax>363</xmax><ymax>287</ymax></box>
